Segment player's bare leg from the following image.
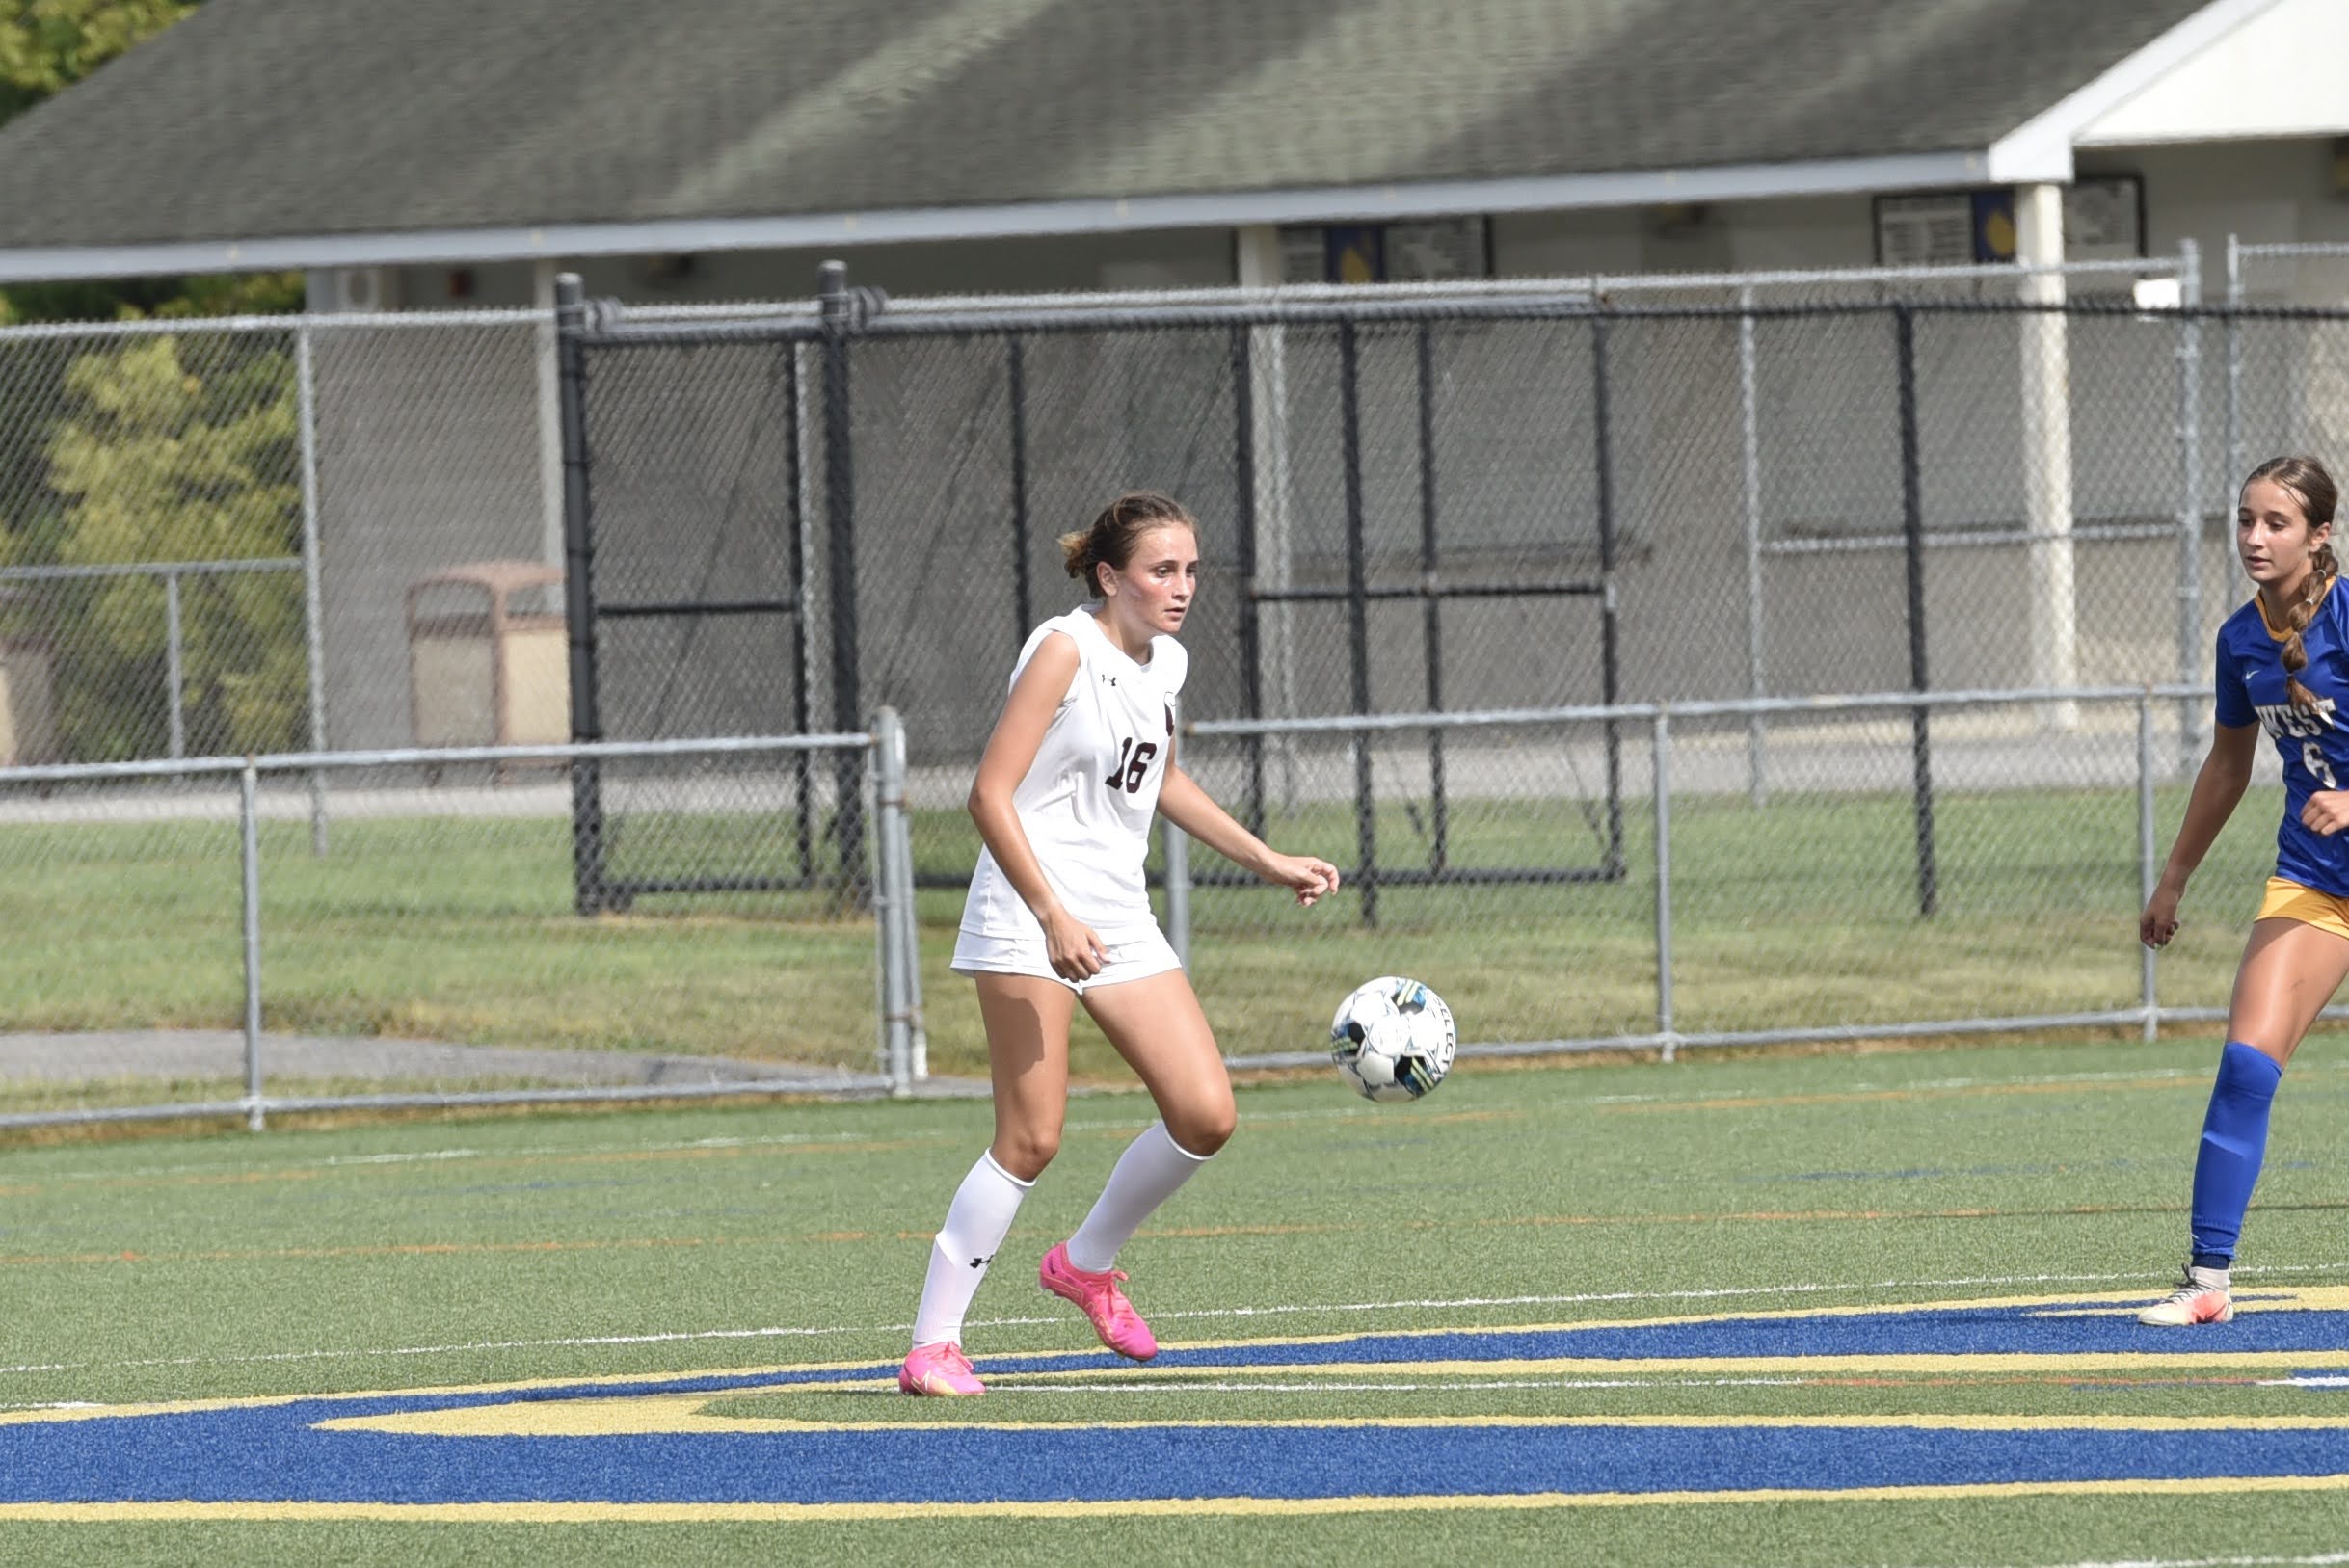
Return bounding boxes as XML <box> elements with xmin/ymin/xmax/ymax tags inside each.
<box><xmin>979</xmin><ymin>972</ymin><xmax>1078</xmax><ymax>1181</ymax></box>
<box><xmin>1033</xmin><ymin>968</ymin><xmax>1228</xmax><ymax>1360</ymax></box>
<box><xmin>900</xmin><ymin>973</ymin><xmax>1076</xmax><ymax>1395</ymax></box>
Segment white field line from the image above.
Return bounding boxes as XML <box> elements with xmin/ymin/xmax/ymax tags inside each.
<box><xmin>10</xmin><ymin>1262</ymin><xmax>2348</xmax><ymax>1382</ymax></box>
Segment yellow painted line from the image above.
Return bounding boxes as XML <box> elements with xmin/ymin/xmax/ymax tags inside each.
<box><xmin>1008</xmin><ymin>1350</ymin><xmax>2349</xmax><ymax>1381</ymax></box>
<box><xmin>14</xmin><ymin>1286</ymin><xmax>2349</xmax><ymax>1428</ymax></box>
<box><xmin>11</xmin><ymin>1473</ymin><xmax>2349</xmax><ymax>1523</ymax></box>
<box><xmin>318</xmin><ymin>1397</ymin><xmax>2349</xmax><ymax>1439</ymax></box>
<box><xmin>0</xmin><ymin>1358</ymin><xmax>899</xmax><ymax>1427</ymax></box>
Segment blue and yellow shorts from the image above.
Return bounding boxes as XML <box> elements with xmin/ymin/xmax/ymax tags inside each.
<box><xmin>2256</xmin><ymin>876</ymin><xmax>2349</xmax><ymax>942</ymax></box>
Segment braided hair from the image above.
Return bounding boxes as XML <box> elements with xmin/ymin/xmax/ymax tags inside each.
<box><xmin>2248</xmin><ymin>455</ymin><xmax>2342</xmax><ymax>711</ymax></box>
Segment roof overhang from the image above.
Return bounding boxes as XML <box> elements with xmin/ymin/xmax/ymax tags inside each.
<box><xmin>0</xmin><ymin>150</ymin><xmax>2000</xmax><ymax>284</ymax></box>
<box><xmin>1986</xmin><ymin>0</ymin><xmax>2294</xmax><ymax>177</ymax></box>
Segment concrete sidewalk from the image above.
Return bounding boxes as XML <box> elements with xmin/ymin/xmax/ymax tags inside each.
<box><xmin>0</xmin><ymin>1030</ymin><xmax>987</xmax><ymax>1099</ymax></box>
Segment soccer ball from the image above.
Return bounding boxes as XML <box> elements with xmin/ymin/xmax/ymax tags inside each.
<box><xmin>1328</xmin><ymin>975</ymin><xmax>1456</xmax><ymax>1103</ymax></box>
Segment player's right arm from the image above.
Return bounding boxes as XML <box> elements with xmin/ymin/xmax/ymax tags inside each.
<box><xmin>967</xmin><ymin>632</ymin><xmax>1106</xmax><ymax>981</ymax></box>
<box><xmin>2141</xmin><ymin>719</ymin><xmax>2260</xmax><ymax>949</ymax></box>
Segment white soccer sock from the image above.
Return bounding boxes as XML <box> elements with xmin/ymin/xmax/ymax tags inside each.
<box><xmin>1064</xmin><ymin>1121</ymin><xmax>1213</xmax><ymax>1273</ymax></box>
<box><xmin>910</xmin><ymin>1151</ymin><xmax>1033</xmax><ymax>1350</ymax></box>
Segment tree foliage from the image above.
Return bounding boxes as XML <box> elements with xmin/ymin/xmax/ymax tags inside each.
<box><xmin>0</xmin><ymin>0</ymin><xmax>312</xmax><ymax>759</ymax></box>
<box><xmin>35</xmin><ymin>333</ymin><xmax>306</xmax><ymax>758</ymax></box>
<box><xmin>0</xmin><ymin>0</ymin><xmax>197</xmax><ymax>120</ymax></box>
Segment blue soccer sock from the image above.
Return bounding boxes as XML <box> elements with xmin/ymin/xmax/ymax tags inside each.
<box><xmin>2187</xmin><ymin>1041</ymin><xmax>2284</xmax><ymax>1270</ymax></box>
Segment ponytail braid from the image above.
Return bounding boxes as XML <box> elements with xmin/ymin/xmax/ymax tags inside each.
<box><xmin>2246</xmin><ymin>455</ymin><xmax>2344</xmax><ymax>711</ymax></box>
<box><xmin>2284</xmin><ymin>540</ymin><xmax>2339</xmax><ymax>711</ymax></box>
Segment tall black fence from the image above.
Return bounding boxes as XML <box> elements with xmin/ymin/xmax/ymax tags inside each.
<box><xmin>555</xmin><ymin>275</ymin><xmax>2349</xmax><ymax>920</ymax></box>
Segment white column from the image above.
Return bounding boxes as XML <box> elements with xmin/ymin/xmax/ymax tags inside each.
<box><xmin>1236</xmin><ymin>226</ymin><xmax>1298</xmax><ymax>805</ymax></box>
<box><xmin>535</xmin><ymin>259</ymin><xmax>565</xmax><ymax>571</ymax></box>
<box><xmin>2016</xmin><ymin>183</ymin><xmax>2077</xmax><ymax>729</ymax></box>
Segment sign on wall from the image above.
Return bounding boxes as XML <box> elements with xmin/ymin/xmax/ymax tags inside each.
<box><xmin>1276</xmin><ymin>216</ymin><xmax>1493</xmax><ymax>283</ymax></box>
<box><xmin>1872</xmin><ymin>175</ymin><xmax>2145</xmax><ymax>267</ymax></box>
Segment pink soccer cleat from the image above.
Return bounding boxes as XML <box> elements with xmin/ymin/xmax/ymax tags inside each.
<box><xmin>1039</xmin><ymin>1241</ymin><xmax>1158</xmax><ymax>1361</ymax></box>
<box><xmin>897</xmin><ymin>1341</ymin><xmax>985</xmax><ymax>1396</ymax></box>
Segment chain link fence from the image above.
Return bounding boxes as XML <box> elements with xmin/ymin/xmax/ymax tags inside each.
<box><xmin>9</xmin><ymin>248</ymin><xmax>2348</xmax><ymax>1125</ymax></box>
<box><xmin>0</xmin><ymin>685</ymin><xmax>2289</xmax><ymax>1127</ymax></box>
<box><xmin>0</xmin><ymin>730</ymin><xmax>917</xmax><ymax>1131</ymax></box>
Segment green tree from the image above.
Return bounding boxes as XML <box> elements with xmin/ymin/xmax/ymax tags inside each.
<box><xmin>0</xmin><ymin>0</ymin><xmax>194</xmax><ymax>118</ymax></box>
<box><xmin>39</xmin><ymin>332</ymin><xmax>305</xmax><ymax>758</ymax></box>
<box><xmin>0</xmin><ymin>1</ymin><xmax>309</xmax><ymax>759</ymax></box>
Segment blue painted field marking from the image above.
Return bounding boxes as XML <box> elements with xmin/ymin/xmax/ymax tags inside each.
<box><xmin>12</xmin><ymin>1289</ymin><xmax>2349</xmax><ymax>1518</ymax></box>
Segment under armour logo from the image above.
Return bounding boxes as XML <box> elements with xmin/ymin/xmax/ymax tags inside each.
<box><xmin>1104</xmin><ymin>675</ymin><xmax>1118</xmax><ymax>687</ymax></box>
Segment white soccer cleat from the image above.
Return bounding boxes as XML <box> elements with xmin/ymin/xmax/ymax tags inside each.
<box><xmin>2138</xmin><ymin>1265</ymin><xmax>2233</xmax><ymax>1326</ymax></box>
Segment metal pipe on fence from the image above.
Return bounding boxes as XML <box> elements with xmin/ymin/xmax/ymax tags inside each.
<box><xmin>1737</xmin><ymin>286</ymin><xmax>1767</xmax><ymax>808</ymax></box>
<box><xmin>164</xmin><ymin>571</ymin><xmax>185</xmax><ymax>760</ymax></box>
<box><xmin>1652</xmin><ymin>709</ymin><xmax>1675</xmax><ymax>1064</ymax></box>
<box><xmin>238</xmin><ymin>761</ymin><xmax>264</xmax><ymax>1133</ymax></box>
<box><xmin>1230</xmin><ymin>324</ymin><xmax>1268</xmax><ymax>837</ymax></box>
<box><xmin>2176</xmin><ymin>240</ymin><xmax>2207</xmax><ymax>774</ymax></box>
<box><xmin>2225</xmin><ymin>234</ymin><xmax>2244</xmax><ymax>518</ymax></box>
<box><xmin>553</xmin><ymin>274</ymin><xmax>608</xmax><ymax>916</ymax></box>
<box><xmin>787</xmin><ymin>344</ymin><xmax>816</xmax><ymax>884</ymax></box>
<box><xmin>1416</xmin><ymin>322</ymin><xmax>1449</xmax><ymax>873</ymax></box>
<box><xmin>294</xmin><ymin>321</ymin><xmax>331</xmax><ymax>856</ymax></box>
<box><xmin>872</xmin><ymin>707</ymin><xmax>914</xmax><ymax>1094</ymax></box>
<box><xmin>1591</xmin><ymin>313</ymin><xmax>1625</xmax><ymax>877</ymax></box>
<box><xmin>893</xmin><ymin>756</ymin><xmax>927</xmax><ymax>1084</ymax></box>
<box><xmin>1894</xmin><ymin>305</ymin><xmax>1938</xmax><ymax>918</ymax></box>
<box><xmin>1338</xmin><ymin>318</ymin><xmax>1376</xmax><ymax>926</ymax></box>
<box><xmin>1007</xmin><ymin>335</ymin><xmax>1033</xmax><ymax>640</ymax></box>
<box><xmin>819</xmin><ymin>261</ymin><xmax>867</xmax><ymax>889</ymax></box>
<box><xmin>2138</xmin><ymin>689</ymin><xmax>2159</xmax><ymax>1043</ymax></box>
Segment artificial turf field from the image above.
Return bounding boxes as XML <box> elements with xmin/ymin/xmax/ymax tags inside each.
<box><xmin>12</xmin><ymin>1037</ymin><xmax>2349</xmax><ymax>1565</ymax></box>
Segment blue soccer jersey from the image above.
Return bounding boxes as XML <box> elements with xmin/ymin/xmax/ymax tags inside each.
<box><xmin>2214</xmin><ymin>581</ymin><xmax>2349</xmax><ymax>896</ymax></box>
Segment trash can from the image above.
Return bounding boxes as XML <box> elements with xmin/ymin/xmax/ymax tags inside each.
<box><xmin>0</xmin><ymin>631</ymin><xmax>56</xmax><ymax>766</ymax></box>
<box><xmin>407</xmin><ymin>561</ymin><xmax>570</xmax><ymax>753</ymax></box>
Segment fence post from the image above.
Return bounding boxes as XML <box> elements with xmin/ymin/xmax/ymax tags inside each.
<box><xmin>820</xmin><ymin>261</ymin><xmax>867</xmax><ymax>892</ymax></box>
<box><xmin>2176</xmin><ymin>239</ymin><xmax>2207</xmax><ymax>775</ymax></box>
<box><xmin>164</xmin><ymin>569</ymin><xmax>185</xmax><ymax>760</ymax></box>
<box><xmin>1738</xmin><ymin>285</ymin><xmax>1768</xmax><ymax>808</ymax></box>
<box><xmin>1591</xmin><ymin>314</ymin><xmax>1626</xmax><ymax>878</ymax></box>
<box><xmin>787</xmin><ymin>344</ymin><xmax>817</xmax><ymax>884</ymax></box>
<box><xmin>1895</xmin><ymin>306</ymin><xmax>1938</xmax><ymax>918</ymax></box>
<box><xmin>1416</xmin><ymin>324</ymin><xmax>1450</xmax><ymax>872</ymax></box>
<box><xmin>892</xmin><ymin>739</ymin><xmax>927</xmax><ymax>1084</ymax></box>
<box><xmin>1007</xmin><ymin>335</ymin><xmax>1033</xmax><ymax>641</ymax></box>
<box><xmin>2139</xmin><ymin>688</ymin><xmax>2159</xmax><ymax>1042</ymax></box>
<box><xmin>1162</xmin><ymin>818</ymin><xmax>1191</xmax><ymax>970</ymax></box>
<box><xmin>872</xmin><ymin>708</ymin><xmax>915</xmax><ymax>1095</ymax></box>
<box><xmin>1338</xmin><ymin>318</ymin><xmax>1376</xmax><ymax>927</ymax></box>
<box><xmin>1229</xmin><ymin>325</ymin><xmax>1268</xmax><ymax>836</ymax></box>
<box><xmin>554</xmin><ymin>274</ymin><xmax>608</xmax><ymax>916</ymax></box>
<box><xmin>239</xmin><ymin>761</ymin><xmax>265</xmax><ymax>1132</ymax></box>
<box><xmin>294</xmin><ymin>321</ymin><xmax>330</xmax><ymax>856</ymax></box>
<box><xmin>2225</xmin><ymin>233</ymin><xmax>2244</xmax><ymax>521</ymax></box>
<box><xmin>1653</xmin><ymin>708</ymin><xmax>1675</xmax><ymax>1064</ymax></box>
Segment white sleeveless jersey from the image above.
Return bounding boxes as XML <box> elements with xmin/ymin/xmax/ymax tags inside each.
<box><xmin>960</xmin><ymin>606</ymin><xmax>1188</xmax><ymax>942</ymax></box>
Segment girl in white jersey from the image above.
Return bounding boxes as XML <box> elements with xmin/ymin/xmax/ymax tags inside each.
<box><xmin>898</xmin><ymin>492</ymin><xmax>1341</xmax><ymax>1397</ymax></box>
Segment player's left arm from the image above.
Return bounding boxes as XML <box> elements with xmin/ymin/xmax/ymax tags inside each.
<box><xmin>1155</xmin><ymin>746</ymin><xmax>1340</xmax><ymax>907</ymax></box>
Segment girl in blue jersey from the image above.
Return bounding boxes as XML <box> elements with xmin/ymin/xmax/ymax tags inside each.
<box><xmin>2139</xmin><ymin>455</ymin><xmax>2346</xmax><ymax>1325</ymax></box>
<box><xmin>897</xmin><ymin>492</ymin><xmax>1342</xmax><ymax>1395</ymax></box>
